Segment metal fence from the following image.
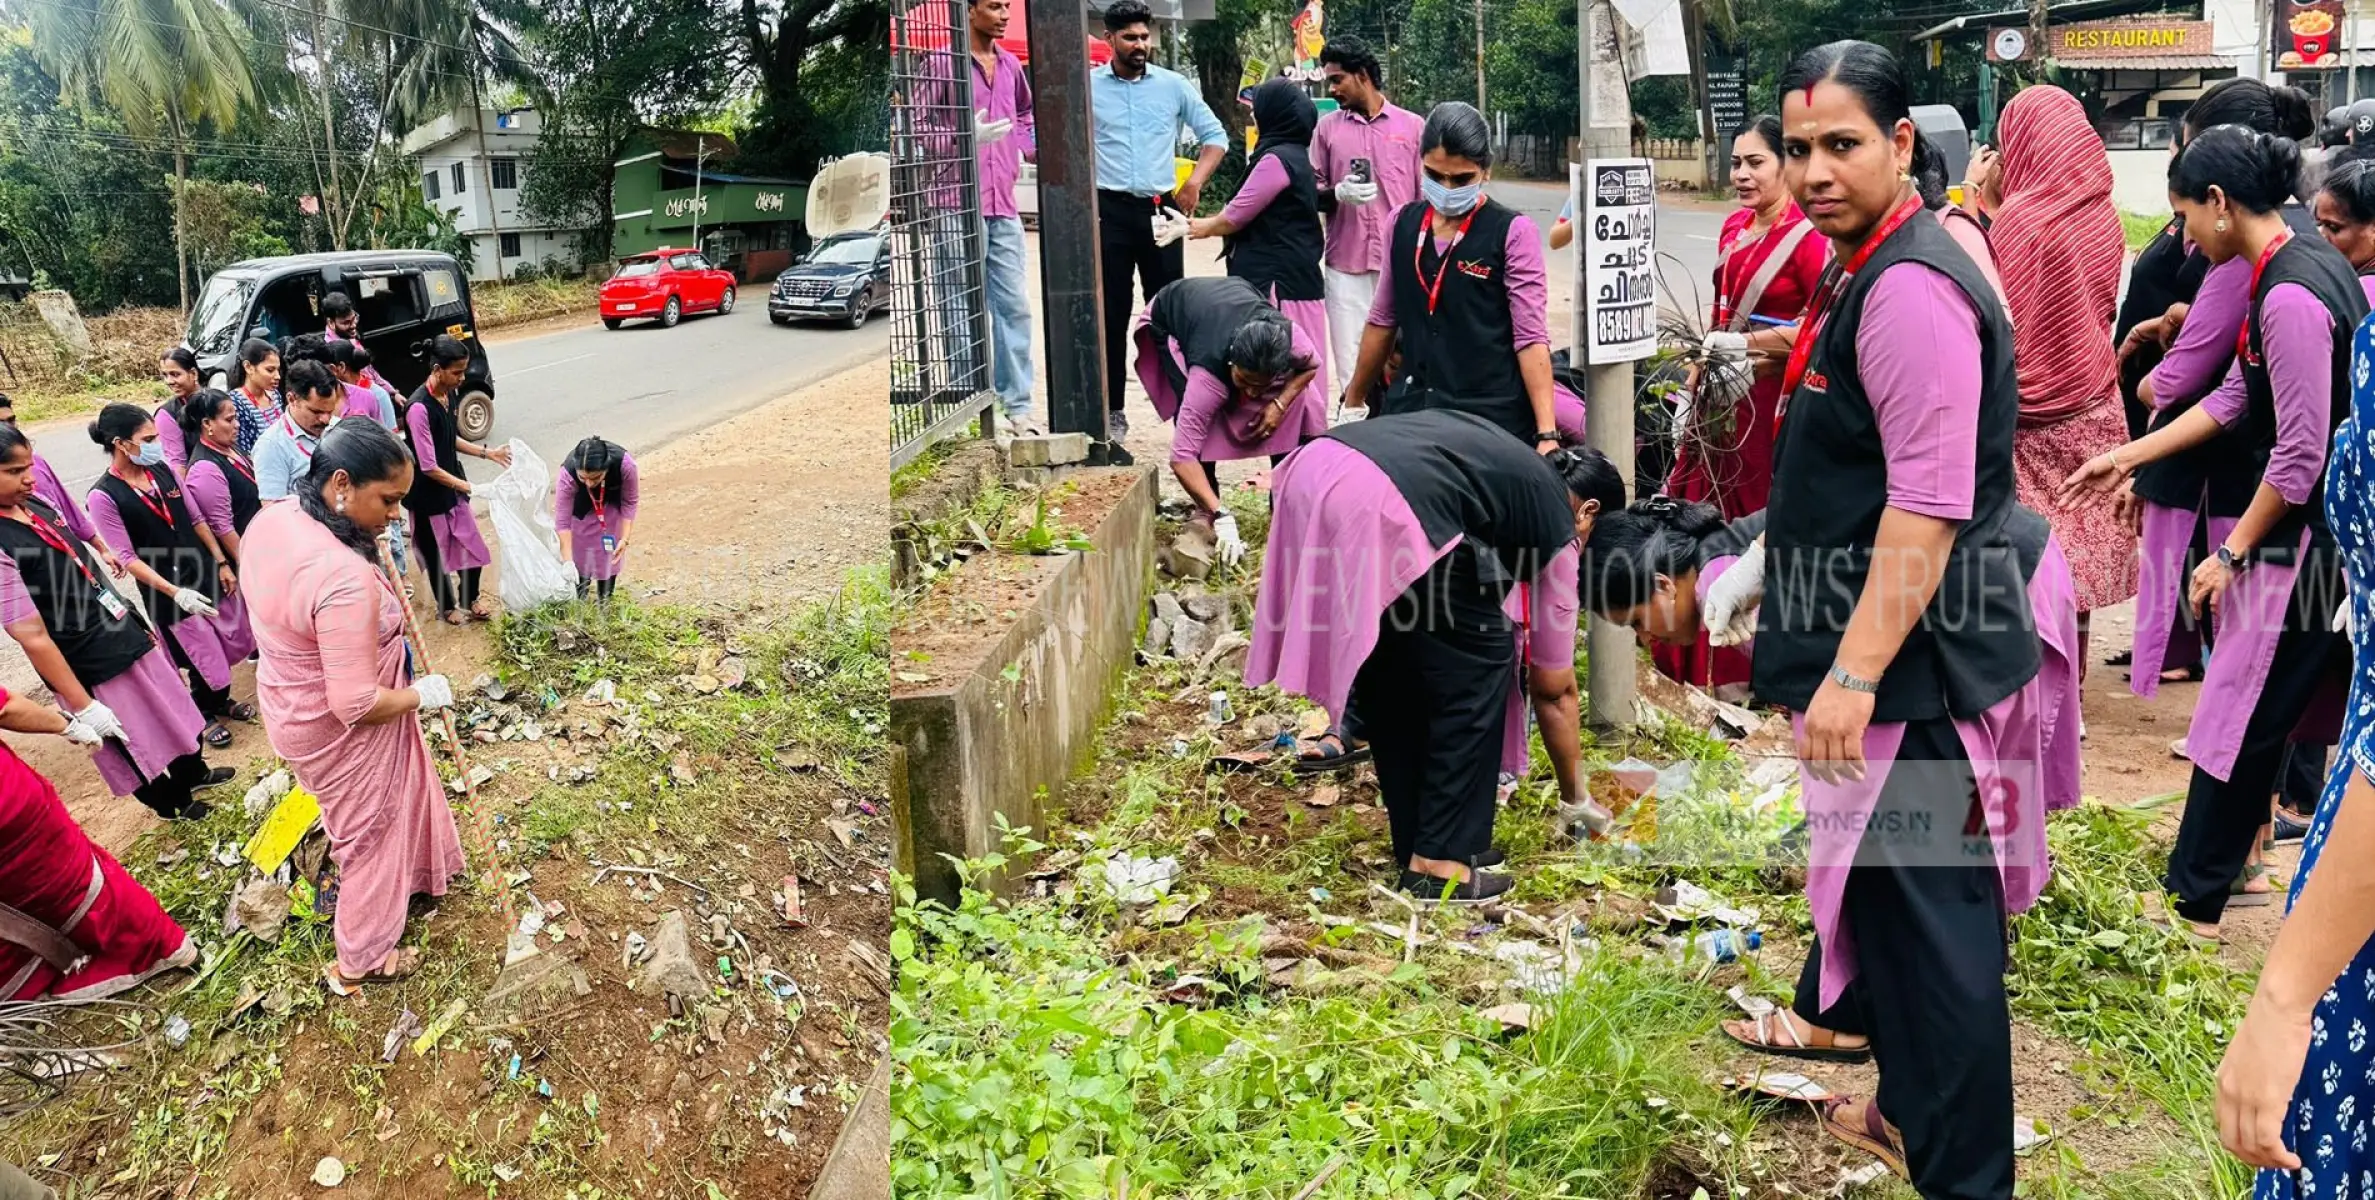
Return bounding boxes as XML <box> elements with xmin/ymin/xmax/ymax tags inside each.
<box><xmin>888</xmin><ymin>0</ymin><xmax>997</xmax><ymax>470</ymax></box>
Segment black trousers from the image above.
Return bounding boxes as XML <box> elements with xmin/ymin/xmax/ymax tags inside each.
<box><xmin>158</xmin><ymin>624</ymin><xmax>230</xmax><ymax>720</ymax></box>
<box><xmin>129</xmin><ymin>751</ymin><xmax>212</xmax><ymax>819</ymax></box>
<box><xmin>2280</xmin><ymin>743</ymin><xmax>2328</xmax><ymax>816</ymax></box>
<box><xmin>576</xmin><ymin>575</ymin><xmax>617</xmax><ymax>601</ymax></box>
<box><xmin>2167</xmin><ymin>545</ymin><xmax>2350</xmax><ymax>923</ymax></box>
<box><xmin>1349</xmin><ymin>572</ymin><xmax>1513</xmax><ymax>866</ymax></box>
<box><xmin>1099</xmin><ymin>188</ymin><xmax>1185</xmax><ymax>414</ymax></box>
<box><xmin>1793</xmin><ymin>716</ymin><xmax>2014</xmax><ymax>1200</ymax></box>
<box><xmin>412</xmin><ymin>515</ymin><xmax>483</xmax><ymax>613</ymax></box>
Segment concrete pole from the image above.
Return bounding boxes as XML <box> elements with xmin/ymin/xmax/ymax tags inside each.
<box><xmin>1029</xmin><ymin>0</ymin><xmax>1116</xmax><ymax>460</ymax></box>
<box><xmin>1577</xmin><ymin>0</ymin><xmax>1637</xmax><ymax>732</ymax></box>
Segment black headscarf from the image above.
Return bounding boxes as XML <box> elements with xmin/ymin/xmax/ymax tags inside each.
<box><xmin>1248</xmin><ymin>80</ymin><xmax>1316</xmax><ymax>169</ymax></box>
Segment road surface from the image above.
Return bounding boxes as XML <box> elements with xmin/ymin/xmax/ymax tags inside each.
<box><xmin>1493</xmin><ymin>179</ymin><xmax>1730</xmax><ymax>320</ymax></box>
<box><xmin>41</xmin><ymin>304</ymin><xmax>889</xmax><ymax>495</ymax></box>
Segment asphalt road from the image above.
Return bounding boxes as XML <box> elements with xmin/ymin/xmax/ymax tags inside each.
<box><xmin>40</xmin><ymin>303</ymin><xmax>889</xmax><ymax>496</ymax></box>
<box><xmin>1493</xmin><ymin>178</ymin><xmax>1731</xmax><ymax>318</ymax></box>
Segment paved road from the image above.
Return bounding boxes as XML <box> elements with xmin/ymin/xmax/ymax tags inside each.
<box><xmin>40</xmin><ymin>304</ymin><xmax>888</xmax><ymax>495</ymax></box>
<box><xmin>1494</xmin><ymin>179</ymin><xmax>1731</xmax><ymax>318</ymax></box>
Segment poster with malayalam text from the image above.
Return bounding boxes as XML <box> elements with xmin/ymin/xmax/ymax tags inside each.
<box><xmin>1582</xmin><ymin>158</ymin><xmax>1659</xmax><ymax>364</ymax></box>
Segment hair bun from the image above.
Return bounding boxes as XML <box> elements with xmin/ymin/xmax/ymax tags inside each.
<box><xmin>2271</xmin><ymin>84</ymin><xmax>2317</xmax><ymax>141</ymax></box>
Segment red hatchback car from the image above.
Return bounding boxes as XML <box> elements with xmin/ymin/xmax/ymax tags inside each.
<box><xmin>600</xmin><ymin>248</ymin><xmax>738</xmax><ymax>329</ymax></box>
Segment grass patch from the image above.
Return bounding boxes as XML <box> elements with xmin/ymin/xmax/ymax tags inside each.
<box><xmin>472</xmin><ymin>276</ymin><xmax>602</xmax><ymax>330</ymax></box>
<box><xmin>2121</xmin><ymin>210</ymin><xmax>2168</xmax><ymax>252</ymax></box>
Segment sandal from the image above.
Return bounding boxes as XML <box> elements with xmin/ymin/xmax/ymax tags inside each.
<box><xmin>1821</xmin><ymin>1097</ymin><xmax>1909</xmax><ymax>1179</ymax></box>
<box><xmin>468</xmin><ymin>601</ymin><xmax>494</xmax><ymax>622</ymax></box>
<box><xmin>223</xmin><ymin>700</ymin><xmax>259</xmax><ymax>724</ymax></box>
<box><xmin>323</xmin><ymin>947</ymin><xmax>424</xmax><ymax>996</ymax></box>
<box><xmin>2104</xmin><ymin>649</ymin><xmax>2134</xmax><ymax>667</ymax></box>
<box><xmin>1289</xmin><ymin>728</ymin><xmax>1372</xmax><ymax>775</ymax></box>
<box><xmin>2229</xmin><ymin>863</ymin><xmax>2276</xmax><ymax>907</ymax></box>
<box><xmin>1721</xmin><ymin>1009</ymin><xmax>1873</xmax><ymax>1064</ymax></box>
<box><xmin>202</xmin><ymin>721</ymin><xmax>232</xmax><ymax>750</ymax></box>
<box><xmin>442</xmin><ymin>610</ymin><xmax>469</xmax><ymax>626</ymax></box>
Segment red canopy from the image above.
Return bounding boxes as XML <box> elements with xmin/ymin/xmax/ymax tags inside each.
<box><xmin>894</xmin><ymin>0</ymin><xmax>1111</xmax><ymax>66</ymax></box>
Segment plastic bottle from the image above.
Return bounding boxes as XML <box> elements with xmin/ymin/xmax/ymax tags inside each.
<box><xmin>1665</xmin><ymin>928</ymin><xmax>1762</xmax><ymax>965</ymax></box>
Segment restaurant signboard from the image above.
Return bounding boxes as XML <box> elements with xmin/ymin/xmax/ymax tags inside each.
<box><xmin>1986</xmin><ymin>18</ymin><xmax>2217</xmax><ymax>62</ymax></box>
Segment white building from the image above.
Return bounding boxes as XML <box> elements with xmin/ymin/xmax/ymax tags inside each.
<box><xmin>398</xmin><ymin>106</ymin><xmax>584</xmax><ymax>282</ymax></box>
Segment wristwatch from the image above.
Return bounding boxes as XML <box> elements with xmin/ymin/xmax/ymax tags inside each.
<box><xmin>1534</xmin><ymin>430</ymin><xmax>1561</xmax><ymax>446</ymax></box>
<box><xmin>1828</xmin><ymin>664</ymin><xmax>1881</xmax><ymax>694</ymax></box>
<box><xmin>2215</xmin><ymin>545</ymin><xmax>2253</xmax><ymax>574</ymax></box>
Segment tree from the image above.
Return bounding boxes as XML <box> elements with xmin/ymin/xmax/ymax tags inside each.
<box><xmin>742</xmin><ymin>0</ymin><xmax>886</xmax><ymax>176</ymax></box>
<box><xmin>18</xmin><ymin>0</ymin><xmax>259</xmax><ymax>311</ymax></box>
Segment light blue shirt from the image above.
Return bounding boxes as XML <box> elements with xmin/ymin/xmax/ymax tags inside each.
<box><xmin>1090</xmin><ymin>62</ymin><xmax>1226</xmax><ymax>197</ymax></box>
<box><xmin>252</xmin><ymin>416</ymin><xmax>324</xmax><ymax>502</ymax></box>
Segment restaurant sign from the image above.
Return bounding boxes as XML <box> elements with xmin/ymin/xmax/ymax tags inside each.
<box><xmin>2274</xmin><ymin>0</ymin><xmax>2346</xmax><ymax>69</ymax></box>
<box><xmin>1986</xmin><ymin>19</ymin><xmax>2216</xmax><ymax>62</ymax></box>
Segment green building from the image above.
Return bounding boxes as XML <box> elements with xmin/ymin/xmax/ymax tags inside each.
<box><xmin>609</xmin><ymin>129</ymin><xmax>809</xmax><ymax>282</ymax></box>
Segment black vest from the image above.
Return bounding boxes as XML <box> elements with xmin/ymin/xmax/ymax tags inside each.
<box><xmin>1386</xmin><ymin>199</ymin><xmax>1528</xmax><ymax>440</ymax></box>
<box><xmin>1225</xmin><ymin>146</ymin><xmax>1324</xmax><ymax>303</ymax></box>
<box><xmin>2213</xmin><ymin>231</ymin><xmax>2365</xmax><ymax>544</ymax></box>
<box><xmin>0</xmin><ymin>501</ymin><xmax>154</xmax><ymax>689</ymax></box>
<box><xmin>96</xmin><ymin>466</ymin><xmax>216</xmax><ymax>629</ymax></box>
<box><xmin>403</xmin><ymin>387</ymin><xmax>465</xmax><ymax>518</ymax></box>
<box><xmin>190</xmin><ymin>442</ymin><xmax>262</xmax><ymax>540</ymax></box>
<box><xmin>1756</xmin><ymin>212</ymin><xmax>2039</xmax><ymax>722</ymax></box>
<box><xmin>2132</xmin><ymin>206</ymin><xmax>2323</xmax><ymax>509</ymax></box>
<box><xmin>2117</xmin><ymin>218</ymin><xmax>2207</xmax><ymax>441</ymax></box>
<box><xmin>1147</xmin><ymin>277</ymin><xmax>1275</xmax><ymax>398</ymax></box>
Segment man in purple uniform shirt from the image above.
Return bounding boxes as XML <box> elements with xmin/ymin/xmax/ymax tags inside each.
<box><xmin>967</xmin><ymin>0</ymin><xmax>1040</xmax><ymax>432</ymax></box>
<box><xmin>1311</xmin><ymin>37</ymin><xmax>1423</xmax><ymax>415</ymax></box>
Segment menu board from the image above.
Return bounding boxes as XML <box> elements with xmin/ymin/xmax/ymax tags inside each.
<box><xmin>2276</xmin><ymin>0</ymin><xmax>2346</xmax><ymax>69</ymax></box>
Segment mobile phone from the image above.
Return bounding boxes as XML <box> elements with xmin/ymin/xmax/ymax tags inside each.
<box><xmin>1349</xmin><ymin>157</ymin><xmax>1372</xmax><ymax>185</ymax></box>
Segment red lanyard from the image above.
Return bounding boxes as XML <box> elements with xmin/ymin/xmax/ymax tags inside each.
<box><xmin>118</xmin><ymin>472</ymin><xmax>173</xmax><ymax>529</ymax></box>
<box><xmin>2236</xmin><ymin>230</ymin><xmax>2294</xmax><ymax>368</ymax></box>
<box><xmin>589</xmin><ymin>484</ymin><xmax>606</xmax><ymax>529</ymax></box>
<box><xmin>246</xmin><ymin>388</ymin><xmax>279</xmax><ymax>420</ymax></box>
<box><xmin>1778</xmin><ymin>195</ymin><xmax>1925</xmax><ymax>412</ymax></box>
<box><xmin>16</xmin><ymin>509</ymin><xmax>100</xmax><ymax>589</ymax></box>
<box><xmin>282</xmin><ymin>414</ymin><xmax>315</xmax><ymax>458</ymax></box>
<box><xmin>1414</xmin><ymin>206</ymin><xmax>1480</xmax><ymax>315</ymax></box>
<box><xmin>214</xmin><ymin>445</ymin><xmax>256</xmax><ymax>485</ymax></box>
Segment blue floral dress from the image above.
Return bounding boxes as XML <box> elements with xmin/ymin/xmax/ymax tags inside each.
<box><xmin>2259</xmin><ymin>312</ymin><xmax>2375</xmax><ymax>1200</ymax></box>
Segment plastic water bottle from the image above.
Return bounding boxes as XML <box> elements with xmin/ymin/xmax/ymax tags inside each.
<box><xmin>1666</xmin><ymin>928</ymin><xmax>1762</xmax><ymax>965</ymax></box>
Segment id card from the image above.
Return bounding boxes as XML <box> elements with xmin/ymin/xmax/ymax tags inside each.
<box><xmin>602</xmin><ymin>534</ymin><xmax>618</xmax><ymax>556</ymax></box>
<box><xmin>96</xmin><ymin>588</ymin><xmax>127</xmax><ymax>620</ymax></box>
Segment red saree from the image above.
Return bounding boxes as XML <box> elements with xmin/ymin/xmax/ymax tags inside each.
<box><xmin>1658</xmin><ymin>203</ymin><xmax>1829</xmax><ymax>690</ymax></box>
<box><xmin>0</xmin><ymin>691</ymin><xmax>191</xmax><ymax>1001</ymax></box>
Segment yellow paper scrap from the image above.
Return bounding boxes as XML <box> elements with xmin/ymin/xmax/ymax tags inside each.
<box><xmin>244</xmin><ymin>785</ymin><xmax>322</xmax><ymax>873</ymax></box>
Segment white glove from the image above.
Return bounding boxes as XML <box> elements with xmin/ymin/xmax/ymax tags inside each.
<box><xmin>172</xmin><ymin>587</ymin><xmax>218</xmax><ymax>618</ymax></box>
<box><xmin>1212</xmin><ymin>513</ymin><xmax>1247</xmax><ymax>567</ymax></box>
<box><xmin>1333</xmin><ymin>178</ymin><xmax>1379</xmax><ymax>205</ymax></box>
<box><xmin>1703</xmin><ymin>330</ymin><xmax>1750</xmax><ymax>364</ymax></box>
<box><xmin>59</xmin><ymin>712</ymin><xmax>100</xmax><ymax>746</ymax></box>
<box><xmin>1703</xmin><ymin>538</ymin><xmax>1765</xmax><ymax>648</ymax></box>
<box><xmin>975</xmin><ymin>113</ymin><xmax>1013</xmax><ymax>146</ymax></box>
<box><xmin>413</xmin><ymin>674</ymin><xmax>454</xmax><ymax>713</ymax></box>
<box><xmin>1151</xmin><ymin>207</ymin><xmax>1189</xmax><ymax>248</ymax></box>
<box><xmin>71</xmin><ymin>700</ymin><xmax>125</xmax><ymax>743</ymax></box>
<box><xmin>1331</xmin><ymin>402</ymin><xmax>1369</xmax><ymax>426</ymax></box>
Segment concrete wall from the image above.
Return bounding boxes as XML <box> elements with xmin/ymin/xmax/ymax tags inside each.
<box><xmin>893</xmin><ymin>466</ymin><xmax>1158</xmax><ymax>906</ymax></box>
<box><xmin>2111</xmin><ymin>147</ymin><xmax>2174</xmax><ymax>216</ymax></box>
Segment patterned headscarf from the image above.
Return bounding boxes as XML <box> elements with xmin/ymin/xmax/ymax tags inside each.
<box><xmin>1990</xmin><ymin>85</ymin><xmax>2127</xmax><ymax>426</ymax></box>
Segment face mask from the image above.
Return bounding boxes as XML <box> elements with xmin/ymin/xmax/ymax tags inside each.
<box><xmin>131</xmin><ymin>441</ymin><xmax>165</xmax><ymax>467</ymax></box>
<box><xmin>1422</xmin><ymin>176</ymin><xmax>1482</xmax><ymax>215</ymax></box>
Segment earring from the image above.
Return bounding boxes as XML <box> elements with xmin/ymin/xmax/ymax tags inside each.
<box><xmin>336</xmin><ymin>492</ymin><xmax>349</xmax><ymax>515</ymax></box>
<box><xmin>2216</xmin><ymin>217</ymin><xmax>2230</xmax><ymax>232</ymax></box>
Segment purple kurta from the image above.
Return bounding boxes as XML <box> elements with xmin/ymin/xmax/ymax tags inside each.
<box><xmin>1497</xmin><ymin>541</ymin><xmax>1580</xmax><ymax>773</ymax></box>
<box><xmin>403</xmin><ymin>403</ymin><xmax>493</xmax><ymax>572</ymax></box>
<box><xmin>553</xmin><ymin>455</ymin><xmax>639</xmax><ymax>580</ymax></box>
<box><xmin>1365</xmin><ymin>206</ymin><xmax>1552</xmax><ymax>352</ymax></box>
<box><xmin>1245</xmin><ymin>438</ymin><xmax>1461</xmax><ymax>722</ymax></box>
<box><xmin>153</xmin><ymin>403</ymin><xmax>188</xmax><ymax>477</ymax></box>
<box><xmin>1308</xmin><ymin>102</ymin><xmax>1425</xmax><ymax>275</ymax></box>
<box><xmin>1131</xmin><ymin>307</ymin><xmax>1326</xmax><ymax>463</ymax></box>
<box><xmin>85</xmin><ymin>489</ymin><xmax>246</xmax><ymax>692</ymax></box>
<box><xmin>181</xmin><ymin>458</ymin><xmax>259</xmax><ymax>664</ymax></box>
<box><xmin>1552</xmin><ymin>380</ymin><xmax>1585</xmax><ymax>444</ymax></box>
<box><xmin>1221</xmin><ymin>154</ymin><xmax>1334</xmax><ymax>400</ymax></box>
<box><xmin>1786</xmin><ymin>263</ymin><xmax>2071</xmax><ymax>1008</ymax></box>
<box><xmin>2175</xmin><ymin>279</ymin><xmax>2363</xmax><ymax>781</ymax></box>
<box><xmin>0</xmin><ymin>558</ymin><xmax>203</xmax><ymax>796</ymax></box>
<box><xmin>31</xmin><ymin>455</ymin><xmax>97</xmax><ymax>546</ymax></box>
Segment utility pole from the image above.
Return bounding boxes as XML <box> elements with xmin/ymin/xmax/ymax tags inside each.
<box><xmin>1474</xmin><ymin>0</ymin><xmax>1488</xmax><ymax>110</ymax></box>
<box><xmin>1028</xmin><ymin>0</ymin><xmax>1116</xmax><ymax>461</ymax></box>
<box><xmin>1682</xmin><ymin>0</ymin><xmax>1716</xmax><ymax>193</ymax></box>
<box><xmin>2029</xmin><ymin>0</ymin><xmax>2051</xmax><ymax>74</ymax></box>
<box><xmin>691</xmin><ymin>135</ymin><xmax>710</xmax><ymax>256</ymax></box>
<box><xmin>1577</xmin><ymin>0</ymin><xmax>1637</xmax><ymax>731</ymax></box>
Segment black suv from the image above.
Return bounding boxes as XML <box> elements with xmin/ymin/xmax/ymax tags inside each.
<box><xmin>769</xmin><ymin>232</ymin><xmax>889</xmax><ymax>330</ymax></box>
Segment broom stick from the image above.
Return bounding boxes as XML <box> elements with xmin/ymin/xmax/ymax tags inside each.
<box><xmin>376</xmin><ymin>535</ymin><xmax>512</xmax><ymax>926</ymax></box>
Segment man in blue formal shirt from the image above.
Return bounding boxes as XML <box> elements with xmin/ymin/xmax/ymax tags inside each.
<box><xmin>1090</xmin><ymin>0</ymin><xmax>1226</xmax><ymax>439</ymax></box>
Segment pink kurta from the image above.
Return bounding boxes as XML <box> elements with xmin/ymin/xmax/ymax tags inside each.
<box><xmin>176</xmin><ymin>459</ymin><xmax>259</xmax><ymax>664</ymax></box>
<box><xmin>1131</xmin><ymin>308</ymin><xmax>1327</xmax><ymax>463</ymax></box>
<box><xmin>86</xmin><ymin>488</ymin><xmax>248</xmax><ymax>692</ymax></box>
<box><xmin>242</xmin><ymin>503</ymin><xmax>462</xmax><ymax>976</ymax></box>
<box><xmin>0</xmin><ymin>558</ymin><xmax>202</xmax><ymax>797</ymax></box>
<box><xmin>31</xmin><ymin>454</ymin><xmax>97</xmax><ymax>546</ymax></box>
<box><xmin>554</xmin><ymin>455</ymin><xmax>640</xmax><ymax>580</ymax></box>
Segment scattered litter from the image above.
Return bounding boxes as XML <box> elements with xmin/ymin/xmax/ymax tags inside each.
<box><xmin>1205</xmin><ymin>691</ymin><xmax>1233</xmax><ymax>725</ymax></box>
<box><xmin>1835</xmin><ymin>1162</ymin><xmax>1890</xmax><ymax>1190</ymax></box>
<box><xmin>634</xmin><ymin>912</ymin><xmax>710</xmax><ymax>1000</ymax></box>
<box><xmin>161</xmin><ymin>1015</ymin><xmax>190</xmax><ymax>1048</ymax></box>
<box><xmin>490</xmin><ymin>1164</ymin><xmax>522</xmax><ymax>1183</ymax></box>
<box><xmin>210</xmin><ymin>842</ymin><xmax>243</xmax><ymax>868</ymax></box>
<box><xmin>1478</xmin><ymin>1002</ymin><xmax>1535</xmax><ymax>1034</ymax></box>
<box><xmin>447</xmin><ymin>765</ymin><xmax>495</xmax><ymax>794</ymax></box>
<box><xmin>155</xmin><ymin>847</ymin><xmax>189</xmax><ymax>868</ymax></box>
<box><xmin>825</xmin><ymin>818</ymin><xmax>860</xmax><ymax>849</ymax></box>
<box><xmin>1159</xmin><ymin>974</ymin><xmax>1216</xmax><ymax>1003</ymax></box>
<box><xmin>224</xmin><ymin>876</ymin><xmax>293</xmax><ymax>942</ymax></box>
<box><xmin>1145</xmin><ymin>891</ymin><xmax>1202</xmax><ymax>926</ymax></box>
<box><xmin>1491</xmin><ymin>940</ymin><xmax>1578</xmax><ymax>994</ymax></box>
<box><xmin>761</xmin><ymin>972</ymin><xmax>801</xmax><ymax>1002</ymax></box>
<box><xmin>1206</xmin><ymin>750</ymin><xmax>1268</xmax><ymax>774</ymax></box>
<box><xmin>379</xmin><ymin>1009</ymin><xmax>422</xmax><ymax>1063</ymax></box>
<box><xmin>537</xmin><ymin>1078</ymin><xmax>554</xmax><ymax>1098</ymax></box>
<box><xmin>311</xmin><ymin>1156</ymin><xmax>346</xmax><ymax>1188</ymax></box>
<box><xmin>718</xmin><ymin>657</ymin><xmax>748</xmax><ymax>690</ymax></box>
<box><xmin>668</xmin><ymin>755</ymin><xmax>697</xmax><ymax>786</ymax></box>
<box><xmin>1302</xmin><ymin>783</ymin><xmax>1340</xmax><ymax>809</ymax></box>
<box><xmin>241</xmin><ymin>770</ymin><xmax>291</xmax><ymax>819</ymax></box>
<box><xmin>411</xmin><ymin>998</ymin><xmax>467</xmax><ymax>1057</ymax></box>
<box><xmin>582</xmin><ymin>679</ymin><xmax>617</xmax><ymax>706</ymax></box>
<box><xmin>780</xmin><ymin>875</ymin><xmax>807</xmax><ymax>927</ymax></box>
<box><xmin>1101</xmin><ymin>854</ymin><xmax>1179</xmax><ymax>906</ymax></box>
<box><xmin>507</xmin><ymin>1053</ymin><xmax>522</xmax><ymax>1080</ymax></box>
<box><xmin>1308</xmin><ymin>886</ymin><xmax>1332</xmax><ymax>903</ymax></box>
<box><xmin>1724</xmin><ymin>1071</ymin><xmax>1834</xmax><ymax>1104</ymax></box>
<box><xmin>1662</xmin><ymin>928</ymin><xmax>1761</xmax><ymax>965</ymax></box>
<box><xmin>2014</xmin><ymin>1116</ymin><xmax>2052</xmax><ymax>1156</ymax></box>
<box><xmin>1726</xmin><ymin>986</ymin><xmax>1777</xmax><ymax>1019</ymax></box>
<box><xmin>1653</xmin><ymin>882</ymin><xmax>1761</xmax><ymax>930</ymax></box>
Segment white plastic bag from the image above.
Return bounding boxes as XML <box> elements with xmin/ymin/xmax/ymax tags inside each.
<box><xmin>480</xmin><ymin>439</ymin><xmax>577</xmax><ymax>610</ymax></box>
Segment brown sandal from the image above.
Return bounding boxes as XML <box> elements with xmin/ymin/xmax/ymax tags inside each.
<box><xmin>1821</xmin><ymin>1097</ymin><xmax>1909</xmax><ymax>1178</ymax></box>
<box><xmin>1721</xmin><ymin>1010</ymin><xmax>1872</xmax><ymax>1063</ymax></box>
<box><xmin>323</xmin><ymin>947</ymin><xmax>424</xmax><ymax>996</ymax></box>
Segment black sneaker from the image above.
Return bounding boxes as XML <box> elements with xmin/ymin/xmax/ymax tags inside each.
<box><xmin>1471</xmin><ymin>847</ymin><xmax>1508</xmax><ymax>869</ymax></box>
<box><xmin>2273</xmin><ymin>810</ymin><xmax>2312</xmax><ymax>844</ymax></box>
<box><xmin>197</xmin><ymin>767</ymin><xmax>237</xmax><ymax>790</ymax></box>
<box><xmin>171</xmin><ymin>799</ymin><xmax>213</xmax><ymax>822</ymax></box>
<box><xmin>1397</xmin><ymin>869</ymin><xmax>1513</xmax><ymax>905</ymax></box>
